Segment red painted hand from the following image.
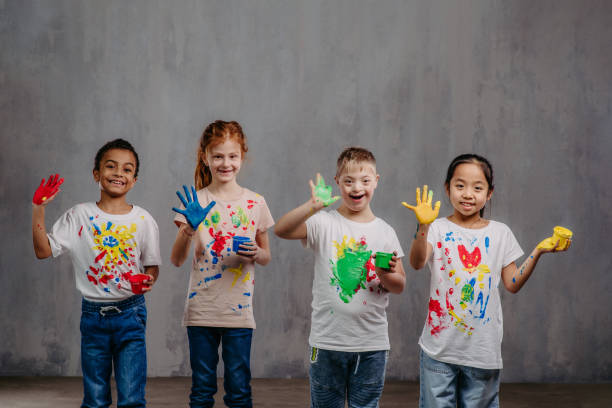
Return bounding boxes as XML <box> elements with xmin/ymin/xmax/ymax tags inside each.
<box><xmin>33</xmin><ymin>174</ymin><xmax>64</xmax><ymax>205</ymax></box>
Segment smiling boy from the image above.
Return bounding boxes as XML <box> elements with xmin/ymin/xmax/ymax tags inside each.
<box><xmin>275</xmin><ymin>146</ymin><xmax>405</xmax><ymax>408</ymax></box>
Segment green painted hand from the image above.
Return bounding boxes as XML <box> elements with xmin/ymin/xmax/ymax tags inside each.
<box><xmin>309</xmin><ymin>173</ymin><xmax>340</xmax><ymax>207</ymax></box>
<box><xmin>402</xmin><ymin>185</ymin><xmax>440</xmax><ymax>224</ymax></box>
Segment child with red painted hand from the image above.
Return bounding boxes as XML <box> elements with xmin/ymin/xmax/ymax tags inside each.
<box><xmin>170</xmin><ymin>120</ymin><xmax>274</xmax><ymax>408</ymax></box>
<box><xmin>275</xmin><ymin>147</ymin><xmax>406</xmax><ymax>408</ymax></box>
<box><xmin>405</xmin><ymin>153</ymin><xmax>571</xmax><ymax>408</ymax></box>
<box><xmin>31</xmin><ymin>139</ymin><xmax>161</xmax><ymax>408</ymax></box>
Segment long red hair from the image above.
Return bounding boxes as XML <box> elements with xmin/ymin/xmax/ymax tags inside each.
<box><xmin>195</xmin><ymin>120</ymin><xmax>248</xmax><ymax>190</ymax></box>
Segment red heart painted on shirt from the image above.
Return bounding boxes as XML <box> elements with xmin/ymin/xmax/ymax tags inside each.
<box><xmin>457</xmin><ymin>245</ymin><xmax>481</xmax><ymax>270</ymax></box>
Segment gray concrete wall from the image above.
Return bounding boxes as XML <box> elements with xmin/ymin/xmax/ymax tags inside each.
<box><xmin>1</xmin><ymin>0</ymin><xmax>611</xmax><ymax>382</ymax></box>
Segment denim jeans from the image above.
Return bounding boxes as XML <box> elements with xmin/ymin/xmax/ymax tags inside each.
<box><xmin>419</xmin><ymin>348</ymin><xmax>500</xmax><ymax>408</ymax></box>
<box><xmin>309</xmin><ymin>347</ymin><xmax>388</xmax><ymax>408</ymax></box>
<box><xmin>80</xmin><ymin>295</ymin><xmax>147</xmax><ymax>408</ymax></box>
<box><xmin>187</xmin><ymin>326</ymin><xmax>253</xmax><ymax>408</ymax></box>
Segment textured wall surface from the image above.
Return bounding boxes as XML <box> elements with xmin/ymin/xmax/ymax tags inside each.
<box><xmin>1</xmin><ymin>0</ymin><xmax>611</xmax><ymax>382</ymax></box>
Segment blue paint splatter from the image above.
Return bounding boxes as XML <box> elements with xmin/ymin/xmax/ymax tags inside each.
<box><xmin>204</xmin><ymin>273</ymin><xmax>222</xmax><ymax>283</ymax></box>
<box><xmin>485</xmin><ymin>237</ymin><xmax>490</xmax><ymax>253</ymax></box>
<box><xmin>106</xmin><ymin>221</ymin><xmax>112</xmax><ymax>230</ymax></box>
<box><xmin>189</xmin><ymin>292</ymin><xmax>197</xmax><ymax>299</ymax></box>
<box><xmin>445</xmin><ymin>232</ymin><xmax>455</xmax><ymax>242</ymax></box>
<box><xmin>104</xmin><ymin>287</ymin><xmax>110</xmax><ymax>293</ymax></box>
<box><xmin>243</xmin><ymin>292</ymin><xmax>251</xmax><ymax>296</ymax></box>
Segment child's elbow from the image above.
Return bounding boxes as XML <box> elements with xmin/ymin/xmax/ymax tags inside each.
<box><xmin>34</xmin><ymin>247</ymin><xmax>52</xmax><ymax>259</ymax></box>
<box><xmin>170</xmin><ymin>255</ymin><xmax>183</xmax><ymax>268</ymax></box>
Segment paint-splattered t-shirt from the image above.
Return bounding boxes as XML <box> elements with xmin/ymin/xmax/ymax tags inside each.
<box><xmin>47</xmin><ymin>203</ymin><xmax>162</xmax><ymax>302</ymax></box>
<box><xmin>174</xmin><ymin>187</ymin><xmax>274</xmax><ymax>329</ymax></box>
<box><xmin>419</xmin><ymin>217</ymin><xmax>523</xmax><ymax>369</ymax></box>
<box><xmin>304</xmin><ymin>210</ymin><xmax>404</xmax><ymax>352</ymax></box>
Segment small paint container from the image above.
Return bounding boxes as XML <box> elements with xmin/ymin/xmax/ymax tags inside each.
<box><xmin>375</xmin><ymin>252</ymin><xmax>393</xmax><ymax>269</ymax></box>
<box><xmin>552</xmin><ymin>226</ymin><xmax>573</xmax><ymax>250</ymax></box>
<box><xmin>232</xmin><ymin>236</ymin><xmax>251</xmax><ymax>253</ymax></box>
<box><xmin>129</xmin><ymin>274</ymin><xmax>149</xmax><ymax>294</ymax></box>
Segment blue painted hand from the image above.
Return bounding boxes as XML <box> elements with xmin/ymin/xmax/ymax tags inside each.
<box><xmin>172</xmin><ymin>185</ymin><xmax>216</xmax><ymax>230</ymax></box>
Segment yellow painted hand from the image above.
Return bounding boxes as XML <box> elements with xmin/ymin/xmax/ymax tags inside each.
<box><xmin>402</xmin><ymin>185</ymin><xmax>440</xmax><ymax>224</ymax></box>
<box><xmin>537</xmin><ymin>226</ymin><xmax>573</xmax><ymax>252</ymax></box>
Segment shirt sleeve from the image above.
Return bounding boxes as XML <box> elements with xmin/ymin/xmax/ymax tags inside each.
<box><xmin>303</xmin><ymin>211</ymin><xmax>326</xmax><ymax>250</ymax></box>
<box><xmin>47</xmin><ymin>207</ymin><xmax>77</xmax><ymax>258</ymax></box>
<box><xmin>256</xmin><ymin>195</ymin><xmax>275</xmax><ymax>232</ymax></box>
<box><xmin>139</xmin><ymin>211</ymin><xmax>162</xmax><ymax>267</ymax></box>
<box><xmin>383</xmin><ymin>224</ymin><xmax>405</xmax><ymax>258</ymax></box>
<box><xmin>502</xmin><ymin>225</ymin><xmax>524</xmax><ymax>267</ymax></box>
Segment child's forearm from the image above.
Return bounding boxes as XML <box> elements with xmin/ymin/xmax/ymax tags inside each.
<box><xmin>170</xmin><ymin>224</ymin><xmax>193</xmax><ymax>266</ymax></box>
<box><xmin>377</xmin><ymin>270</ymin><xmax>405</xmax><ymax>294</ymax></box>
<box><xmin>409</xmin><ymin>223</ymin><xmax>430</xmax><ymax>269</ymax></box>
<box><xmin>502</xmin><ymin>248</ymin><xmax>543</xmax><ymax>293</ymax></box>
<box><xmin>274</xmin><ymin>199</ymin><xmax>318</xmax><ymax>239</ymax></box>
<box><xmin>32</xmin><ymin>205</ymin><xmax>52</xmax><ymax>259</ymax></box>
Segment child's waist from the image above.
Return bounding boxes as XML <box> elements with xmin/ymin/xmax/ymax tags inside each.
<box><xmin>81</xmin><ymin>294</ymin><xmax>145</xmax><ymax>316</ymax></box>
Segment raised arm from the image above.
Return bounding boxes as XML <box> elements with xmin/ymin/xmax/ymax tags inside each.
<box><xmin>403</xmin><ymin>185</ymin><xmax>440</xmax><ymax>270</ymax></box>
<box><xmin>32</xmin><ymin>174</ymin><xmax>64</xmax><ymax>259</ymax></box>
<box><xmin>170</xmin><ymin>185</ymin><xmax>216</xmax><ymax>267</ymax></box>
<box><xmin>274</xmin><ymin>173</ymin><xmax>338</xmax><ymax>240</ymax></box>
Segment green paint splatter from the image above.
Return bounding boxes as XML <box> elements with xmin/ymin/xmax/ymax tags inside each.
<box><xmin>461</xmin><ymin>281</ymin><xmax>475</xmax><ymax>303</ymax></box>
<box><xmin>330</xmin><ymin>248</ymin><xmax>372</xmax><ymax>303</ymax></box>
<box><xmin>314</xmin><ymin>178</ymin><xmax>336</xmax><ymax>207</ymax></box>
<box><xmin>210</xmin><ymin>211</ymin><xmax>221</xmax><ymax>227</ymax></box>
<box><xmin>231</xmin><ymin>207</ymin><xmax>249</xmax><ymax>228</ymax></box>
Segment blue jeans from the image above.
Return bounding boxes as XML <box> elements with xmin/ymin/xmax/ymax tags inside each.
<box><xmin>187</xmin><ymin>326</ymin><xmax>253</xmax><ymax>408</ymax></box>
<box><xmin>80</xmin><ymin>295</ymin><xmax>147</xmax><ymax>408</ymax></box>
<box><xmin>419</xmin><ymin>348</ymin><xmax>500</xmax><ymax>408</ymax></box>
<box><xmin>309</xmin><ymin>347</ymin><xmax>388</xmax><ymax>408</ymax></box>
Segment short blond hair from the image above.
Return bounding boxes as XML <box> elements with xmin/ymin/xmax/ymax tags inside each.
<box><xmin>336</xmin><ymin>146</ymin><xmax>376</xmax><ymax>177</ymax></box>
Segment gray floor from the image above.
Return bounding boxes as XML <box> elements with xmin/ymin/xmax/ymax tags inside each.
<box><xmin>0</xmin><ymin>377</ymin><xmax>610</xmax><ymax>407</ymax></box>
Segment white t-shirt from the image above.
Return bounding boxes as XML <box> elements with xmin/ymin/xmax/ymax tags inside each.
<box><xmin>304</xmin><ymin>210</ymin><xmax>404</xmax><ymax>352</ymax></box>
<box><xmin>419</xmin><ymin>217</ymin><xmax>523</xmax><ymax>369</ymax></box>
<box><xmin>48</xmin><ymin>202</ymin><xmax>162</xmax><ymax>302</ymax></box>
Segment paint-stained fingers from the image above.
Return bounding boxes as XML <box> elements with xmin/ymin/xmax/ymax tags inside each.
<box><xmin>433</xmin><ymin>200</ymin><xmax>441</xmax><ymax>213</ymax></box>
<box><xmin>422</xmin><ymin>185</ymin><xmax>429</xmax><ymax>205</ymax></box>
<box><xmin>191</xmin><ymin>186</ymin><xmax>199</xmax><ymax>203</ymax></box>
<box><xmin>401</xmin><ymin>201</ymin><xmax>416</xmax><ymax>210</ymax></box>
<box><xmin>427</xmin><ymin>190</ymin><xmax>433</xmax><ymax>206</ymax></box>
<box><xmin>176</xmin><ymin>190</ymin><xmax>189</xmax><ymax>208</ymax></box>
<box><xmin>182</xmin><ymin>185</ymin><xmax>192</xmax><ymax>203</ymax></box>
<box><xmin>415</xmin><ymin>187</ymin><xmax>421</xmax><ymax>205</ymax></box>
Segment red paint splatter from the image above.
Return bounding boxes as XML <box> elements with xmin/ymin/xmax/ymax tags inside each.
<box><xmin>437</xmin><ymin>242</ymin><xmax>442</xmax><ymax>248</ymax></box>
<box><xmin>94</xmin><ymin>250</ymin><xmax>107</xmax><ymax>263</ymax></box>
<box><xmin>445</xmin><ymin>248</ymin><xmax>450</xmax><ymax>256</ymax></box>
<box><xmin>99</xmin><ymin>274</ymin><xmax>114</xmax><ymax>285</ymax></box>
<box><xmin>87</xmin><ymin>275</ymin><xmax>98</xmax><ymax>285</ymax></box>
<box><xmin>209</xmin><ymin>228</ymin><xmax>232</xmax><ymax>256</ymax></box>
<box><xmin>89</xmin><ymin>266</ymin><xmax>100</xmax><ymax>275</ymax></box>
<box><xmin>457</xmin><ymin>245</ymin><xmax>481</xmax><ymax>269</ymax></box>
<box><xmin>428</xmin><ymin>298</ymin><xmax>446</xmax><ymax>336</ymax></box>
<box><xmin>78</xmin><ymin>226</ymin><xmax>83</xmax><ymax>236</ymax></box>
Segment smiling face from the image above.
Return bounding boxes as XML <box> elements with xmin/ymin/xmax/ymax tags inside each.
<box><xmin>335</xmin><ymin>161</ymin><xmax>379</xmax><ymax>215</ymax></box>
<box><xmin>203</xmin><ymin>137</ymin><xmax>243</xmax><ymax>185</ymax></box>
<box><xmin>445</xmin><ymin>162</ymin><xmax>493</xmax><ymax>220</ymax></box>
<box><xmin>93</xmin><ymin>148</ymin><xmax>137</xmax><ymax>198</ymax></box>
